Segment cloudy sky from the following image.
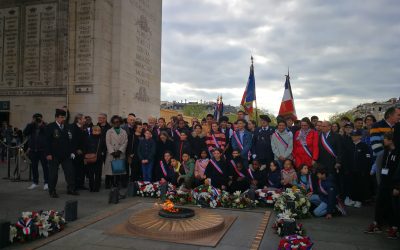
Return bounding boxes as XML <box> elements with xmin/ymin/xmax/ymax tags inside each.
<box><xmin>161</xmin><ymin>0</ymin><xmax>399</xmax><ymax>119</ymax></box>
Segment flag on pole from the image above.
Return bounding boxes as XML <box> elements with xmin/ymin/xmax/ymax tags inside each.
<box><xmin>213</xmin><ymin>95</ymin><xmax>224</xmax><ymax>121</ymax></box>
<box><xmin>241</xmin><ymin>57</ymin><xmax>256</xmax><ymax>116</ymax></box>
<box><xmin>278</xmin><ymin>71</ymin><xmax>297</xmax><ymax>120</ymax></box>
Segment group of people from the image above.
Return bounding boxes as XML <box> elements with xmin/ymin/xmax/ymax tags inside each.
<box><xmin>20</xmin><ymin>105</ymin><xmax>400</xmax><ymax>238</ymax></box>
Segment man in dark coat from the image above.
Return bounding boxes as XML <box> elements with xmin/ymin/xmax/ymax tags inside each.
<box><xmin>45</xmin><ymin>109</ymin><xmax>78</xmax><ymax>198</ymax></box>
<box><xmin>317</xmin><ymin>121</ymin><xmax>343</xmax><ymax>176</ymax></box>
<box><xmin>70</xmin><ymin>113</ymin><xmax>87</xmax><ymax>190</ymax></box>
<box><xmin>252</xmin><ymin>115</ymin><xmax>274</xmax><ymax>166</ymax></box>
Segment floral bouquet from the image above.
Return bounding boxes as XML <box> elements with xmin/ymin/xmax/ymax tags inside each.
<box><xmin>256</xmin><ymin>188</ymin><xmax>282</xmax><ymax>205</ymax></box>
<box><xmin>230</xmin><ymin>191</ymin><xmax>257</xmax><ymax>209</ymax></box>
<box><xmin>220</xmin><ymin>191</ymin><xmax>232</xmax><ymax>208</ymax></box>
<box><xmin>274</xmin><ymin>188</ymin><xmax>311</xmax><ymax>219</ymax></box>
<box><xmin>273</xmin><ymin>210</ymin><xmax>305</xmax><ymax>237</ymax></box>
<box><xmin>191</xmin><ymin>185</ymin><xmax>221</xmax><ymax>208</ymax></box>
<box><xmin>135</xmin><ymin>181</ymin><xmax>175</xmax><ymax>198</ymax></box>
<box><xmin>166</xmin><ymin>189</ymin><xmax>192</xmax><ymax>205</ymax></box>
<box><xmin>9</xmin><ymin>210</ymin><xmax>66</xmax><ymax>243</ymax></box>
<box><xmin>278</xmin><ymin>235</ymin><xmax>313</xmax><ymax>250</ymax></box>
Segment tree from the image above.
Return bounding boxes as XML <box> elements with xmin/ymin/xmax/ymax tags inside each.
<box><xmin>329</xmin><ymin>111</ymin><xmax>355</xmax><ymax>123</ymax></box>
<box><xmin>183</xmin><ymin>104</ymin><xmax>208</xmax><ymax>119</ymax></box>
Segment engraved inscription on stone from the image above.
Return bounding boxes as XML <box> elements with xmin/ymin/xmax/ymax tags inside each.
<box><xmin>134</xmin><ymin>0</ymin><xmax>153</xmax><ymax>103</ymax></box>
<box><xmin>0</xmin><ymin>8</ymin><xmax>20</xmax><ymax>88</ymax></box>
<box><xmin>23</xmin><ymin>3</ymin><xmax>57</xmax><ymax>87</ymax></box>
<box><xmin>74</xmin><ymin>0</ymin><xmax>94</xmax><ymax>83</ymax></box>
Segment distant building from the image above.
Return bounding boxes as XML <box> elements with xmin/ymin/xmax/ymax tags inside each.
<box><xmin>351</xmin><ymin>97</ymin><xmax>399</xmax><ymax>120</ymax></box>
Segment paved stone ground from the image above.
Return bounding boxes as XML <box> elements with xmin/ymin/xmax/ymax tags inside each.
<box><xmin>1</xmin><ymin>161</ymin><xmax>399</xmax><ymax>250</ymax></box>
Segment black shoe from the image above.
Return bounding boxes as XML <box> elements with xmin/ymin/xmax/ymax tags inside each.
<box><xmin>50</xmin><ymin>191</ymin><xmax>59</xmax><ymax>198</ymax></box>
<box><xmin>67</xmin><ymin>190</ymin><xmax>80</xmax><ymax>195</ymax></box>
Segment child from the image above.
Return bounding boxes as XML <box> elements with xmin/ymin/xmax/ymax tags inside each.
<box><xmin>310</xmin><ymin>167</ymin><xmax>337</xmax><ymax>219</ymax></box>
<box><xmin>204</xmin><ymin>148</ymin><xmax>229</xmax><ymax>190</ymax></box>
<box><xmin>154</xmin><ymin>151</ymin><xmax>176</xmax><ymax>185</ymax></box>
<box><xmin>349</xmin><ymin>129</ymin><xmax>372</xmax><ymax>208</ymax></box>
<box><xmin>137</xmin><ymin>129</ymin><xmax>156</xmax><ymax>182</ymax></box>
<box><xmin>177</xmin><ymin>152</ymin><xmax>195</xmax><ymax>190</ymax></box>
<box><xmin>175</xmin><ymin>130</ymin><xmax>192</xmax><ymax>161</ymax></box>
<box><xmin>267</xmin><ymin>161</ymin><xmax>282</xmax><ymax>189</ymax></box>
<box><xmin>249</xmin><ymin>159</ymin><xmax>267</xmax><ymax>189</ymax></box>
<box><xmin>194</xmin><ymin>150</ymin><xmax>209</xmax><ymax>186</ymax></box>
<box><xmin>229</xmin><ymin>159</ymin><xmax>249</xmax><ymax>193</ymax></box>
<box><xmin>365</xmin><ymin>132</ymin><xmax>400</xmax><ymax>238</ymax></box>
<box><xmin>295</xmin><ymin>164</ymin><xmax>315</xmax><ymax>196</ymax></box>
<box><xmin>281</xmin><ymin>159</ymin><xmax>297</xmax><ymax>188</ymax></box>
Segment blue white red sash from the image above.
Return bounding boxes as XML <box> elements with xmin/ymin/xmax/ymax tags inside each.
<box><xmin>247</xmin><ymin>168</ymin><xmax>254</xmax><ymax>180</ymax></box>
<box><xmin>160</xmin><ymin>161</ymin><xmax>167</xmax><ymax>177</ymax></box>
<box><xmin>300</xmin><ymin>175</ymin><xmax>313</xmax><ymax>192</ymax></box>
<box><xmin>268</xmin><ymin>179</ymin><xmax>274</xmax><ymax>186</ymax></box>
<box><xmin>318</xmin><ymin>179</ymin><xmax>328</xmax><ymax>195</ymax></box>
<box><xmin>183</xmin><ymin>162</ymin><xmax>189</xmax><ymax>173</ymax></box>
<box><xmin>274</xmin><ymin>131</ymin><xmax>288</xmax><ymax>149</ymax></box>
<box><xmin>175</xmin><ymin>129</ymin><xmax>181</xmax><ymax>137</ymax></box>
<box><xmin>230</xmin><ymin>160</ymin><xmax>245</xmax><ymax>177</ymax></box>
<box><xmin>210</xmin><ymin>159</ymin><xmax>223</xmax><ymax>174</ymax></box>
<box><xmin>301</xmin><ymin>143</ymin><xmax>313</xmax><ymax>158</ymax></box>
<box><xmin>321</xmin><ymin>134</ymin><xmax>336</xmax><ymax>158</ymax></box>
<box><xmin>211</xmin><ymin>134</ymin><xmax>220</xmax><ymax>148</ymax></box>
<box><xmin>233</xmin><ymin>131</ymin><xmax>243</xmax><ymax>150</ymax></box>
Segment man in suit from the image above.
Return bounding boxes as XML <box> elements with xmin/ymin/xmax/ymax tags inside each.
<box><xmin>231</xmin><ymin>119</ymin><xmax>252</xmax><ymax>168</ymax></box>
<box><xmin>45</xmin><ymin>109</ymin><xmax>79</xmax><ymax>198</ymax></box>
<box><xmin>317</xmin><ymin>121</ymin><xmax>343</xmax><ymax>177</ymax></box>
<box><xmin>252</xmin><ymin>115</ymin><xmax>275</xmax><ymax>167</ymax></box>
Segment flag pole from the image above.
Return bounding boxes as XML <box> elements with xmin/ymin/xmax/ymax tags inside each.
<box><xmin>251</xmin><ymin>55</ymin><xmax>259</xmax><ymax>126</ymax></box>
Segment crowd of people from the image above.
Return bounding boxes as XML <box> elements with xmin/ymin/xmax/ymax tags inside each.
<box><xmin>7</xmin><ymin>105</ymin><xmax>400</xmax><ymax>239</ymax></box>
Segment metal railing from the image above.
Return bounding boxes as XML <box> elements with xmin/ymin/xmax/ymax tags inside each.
<box><xmin>0</xmin><ymin>138</ymin><xmax>31</xmax><ymax>181</ymax></box>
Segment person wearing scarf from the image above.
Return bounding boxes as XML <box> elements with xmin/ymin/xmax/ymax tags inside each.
<box><xmin>293</xmin><ymin>117</ymin><xmax>319</xmax><ymax>170</ymax></box>
<box><xmin>281</xmin><ymin>159</ymin><xmax>297</xmax><ymax>188</ymax></box>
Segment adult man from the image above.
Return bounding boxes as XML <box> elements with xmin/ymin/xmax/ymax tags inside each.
<box><xmin>24</xmin><ymin>113</ymin><xmax>49</xmax><ymax>190</ymax></box>
<box><xmin>237</xmin><ymin>110</ymin><xmax>246</xmax><ymax>121</ymax></box>
<box><xmin>311</xmin><ymin>116</ymin><xmax>319</xmax><ymax>129</ymax></box>
<box><xmin>84</xmin><ymin>116</ymin><xmax>93</xmax><ymax>135</ymax></box>
<box><xmin>252</xmin><ymin>115</ymin><xmax>274</xmax><ymax>166</ymax></box>
<box><xmin>97</xmin><ymin>113</ymin><xmax>111</xmax><ymax>138</ymax></box>
<box><xmin>354</xmin><ymin>117</ymin><xmax>364</xmax><ymax>130</ymax></box>
<box><xmin>70</xmin><ymin>114</ymin><xmax>87</xmax><ymax>190</ymax></box>
<box><xmin>231</xmin><ymin>119</ymin><xmax>253</xmax><ymax>168</ymax></box>
<box><xmin>315</xmin><ymin>121</ymin><xmax>323</xmax><ymax>133</ymax></box>
<box><xmin>45</xmin><ymin>109</ymin><xmax>78</xmax><ymax>198</ymax></box>
<box><xmin>317</xmin><ymin>121</ymin><xmax>343</xmax><ymax>177</ymax></box>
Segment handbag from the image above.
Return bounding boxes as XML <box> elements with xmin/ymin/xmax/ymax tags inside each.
<box><xmin>111</xmin><ymin>159</ymin><xmax>126</xmax><ymax>174</ymax></box>
<box><xmin>84</xmin><ymin>139</ymin><xmax>101</xmax><ymax>164</ymax></box>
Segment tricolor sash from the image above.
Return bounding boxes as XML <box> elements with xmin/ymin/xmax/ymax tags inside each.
<box><xmin>300</xmin><ymin>175</ymin><xmax>313</xmax><ymax>192</ymax></box>
<box><xmin>318</xmin><ymin>179</ymin><xmax>328</xmax><ymax>195</ymax></box>
<box><xmin>268</xmin><ymin>179</ymin><xmax>274</xmax><ymax>186</ymax></box>
<box><xmin>159</xmin><ymin>161</ymin><xmax>168</xmax><ymax>177</ymax></box>
<box><xmin>233</xmin><ymin>131</ymin><xmax>244</xmax><ymax>150</ymax></box>
<box><xmin>157</xmin><ymin>128</ymin><xmax>160</xmax><ymax>135</ymax></box>
<box><xmin>247</xmin><ymin>168</ymin><xmax>254</xmax><ymax>180</ymax></box>
<box><xmin>301</xmin><ymin>143</ymin><xmax>313</xmax><ymax>158</ymax></box>
<box><xmin>321</xmin><ymin>134</ymin><xmax>336</xmax><ymax>158</ymax></box>
<box><xmin>183</xmin><ymin>162</ymin><xmax>189</xmax><ymax>174</ymax></box>
<box><xmin>175</xmin><ymin>129</ymin><xmax>181</xmax><ymax>137</ymax></box>
<box><xmin>210</xmin><ymin>159</ymin><xmax>223</xmax><ymax>174</ymax></box>
<box><xmin>274</xmin><ymin>132</ymin><xmax>288</xmax><ymax>149</ymax></box>
<box><xmin>211</xmin><ymin>134</ymin><xmax>220</xmax><ymax>148</ymax></box>
<box><xmin>230</xmin><ymin>160</ymin><xmax>245</xmax><ymax>177</ymax></box>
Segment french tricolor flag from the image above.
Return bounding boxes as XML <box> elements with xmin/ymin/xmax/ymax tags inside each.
<box><xmin>278</xmin><ymin>72</ymin><xmax>297</xmax><ymax>120</ymax></box>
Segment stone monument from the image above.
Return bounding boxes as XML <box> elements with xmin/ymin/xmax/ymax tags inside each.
<box><xmin>0</xmin><ymin>0</ymin><xmax>161</xmax><ymax>127</ymax></box>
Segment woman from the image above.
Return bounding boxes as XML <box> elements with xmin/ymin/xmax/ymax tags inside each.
<box><xmin>177</xmin><ymin>152</ymin><xmax>195</xmax><ymax>189</ymax></box>
<box><xmin>190</xmin><ymin>124</ymin><xmax>207</xmax><ymax>160</ymax></box>
<box><xmin>104</xmin><ymin>115</ymin><xmax>128</xmax><ymax>188</ymax></box>
<box><xmin>204</xmin><ymin>148</ymin><xmax>229</xmax><ymax>190</ymax></box>
<box><xmin>205</xmin><ymin>122</ymin><xmax>226</xmax><ymax>154</ymax></box>
<box><xmin>84</xmin><ymin>125</ymin><xmax>106</xmax><ymax>192</ymax></box>
<box><xmin>271</xmin><ymin>120</ymin><xmax>293</xmax><ymax>165</ymax></box>
<box><xmin>130</xmin><ymin>122</ymin><xmax>143</xmax><ymax>181</ymax></box>
<box><xmin>156</xmin><ymin>131</ymin><xmax>175</xmax><ymax>161</ymax></box>
<box><xmin>331</xmin><ymin>122</ymin><xmax>340</xmax><ymax>134</ymax></box>
<box><xmin>194</xmin><ymin>150</ymin><xmax>209</xmax><ymax>186</ymax></box>
<box><xmin>154</xmin><ymin>151</ymin><xmax>176</xmax><ymax>184</ymax></box>
<box><xmin>137</xmin><ymin>129</ymin><xmax>156</xmax><ymax>182</ymax></box>
<box><xmin>292</xmin><ymin>117</ymin><xmax>319</xmax><ymax>170</ymax></box>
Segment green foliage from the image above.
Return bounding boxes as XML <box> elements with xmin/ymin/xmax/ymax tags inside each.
<box><xmin>329</xmin><ymin>111</ymin><xmax>355</xmax><ymax>123</ymax></box>
<box><xmin>182</xmin><ymin>104</ymin><xmax>208</xmax><ymax>118</ymax></box>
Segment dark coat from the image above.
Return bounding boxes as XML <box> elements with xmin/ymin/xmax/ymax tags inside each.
<box><xmin>154</xmin><ymin>160</ymin><xmax>177</xmax><ymax>184</ymax></box>
<box><xmin>252</xmin><ymin>127</ymin><xmax>275</xmax><ymax>163</ymax></box>
<box><xmin>204</xmin><ymin>158</ymin><xmax>229</xmax><ymax>189</ymax></box>
<box><xmin>315</xmin><ymin>179</ymin><xmax>336</xmax><ymax>214</ymax></box>
<box><xmin>23</xmin><ymin>122</ymin><xmax>47</xmax><ymax>152</ymax></box>
<box><xmin>189</xmin><ymin>133</ymin><xmax>207</xmax><ymax>160</ymax></box>
<box><xmin>45</xmin><ymin>122</ymin><xmax>74</xmax><ymax>160</ymax></box>
<box><xmin>70</xmin><ymin>123</ymin><xmax>86</xmax><ymax>154</ymax></box>
<box><xmin>156</xmin><ymin>139</ymin><xmax>175</xmax><ymax>161</ymax></box>
<box><xmin>137</xmin><ymin>138</ymin><xmax>156</xmax><ymax>162</ymax></box>
<box><xmin>267</xmin><ymin>170</ymin><xmax>282</xmax><ymax>189</ymax></box>
<box><xmin>317</xmin><ymin>132</ymin><xmax>343</xmax><ymax>174</ymax></box>
<box><xmin>175</xmin><ymin>139</ymin><xmax>192</xmax><ymax>161</ymax></box>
